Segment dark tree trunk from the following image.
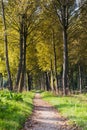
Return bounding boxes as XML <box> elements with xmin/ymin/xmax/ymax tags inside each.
<box><xmin>15</xmin><ymin>15</ymin><xmax>27</xmax><ymax>92</ymax></box>
<box><xmin>54</xmin><ymin>1</ymin><xmax>70</xmax><ymax>95</ymax></box>
<box><xmin>45</xmin><ymin>72</ymin><xmax>51</xmax><ymax>91</ymax></box>
<box><xmin>50</xmin><ymin>59</ymin><xmax>54</xmax><ymax>91</ymax></box>
<box><xmin>19</xmin><ymin>23</ymin><xmax>27</xmax><ymax>92</ymax></box>
<box><xmin>0</xmin><ymin>73</ymin><xmax>3</xmax><ymax>87</ymax></box>
<box><xmin>62</xmin><ymin>3</ymin><xmax>69</xmax><ymax>95</ymax></box>
<box><xmin>15</xmin><ymin>18</ymin><xmax>24</xmax><ymax>91</ymax></box>
<box><xmin>69</xmin><ymin>67</ymin><xmax>74</xmax><ymax>94</ymax></box>
<box><xmin>27</xmin><ymin>73</ymin><xmax>32</xmax><ymax>91</ymax></box>
<box><xmin>62</xmin><ymin>26</ymin><xmax>68</xmax><ymax>95</ymax></box>
<box><xmin>43</xmin><ymin>72</ymin><xmax>46</xmax><ymax>90</ymax></box>
<box><xmin>1</xmin><ymin>0</ymin><xmax>13</xmax><ymax>90</ymax></box>
<box><xmin>40</xmin><ymin>73</ymin><xmax>45</xmax><ymax>90</ymax></box>
<box><xmin>52</xmin><ymin>29</ymin><xmax>58</xmax><ymax>94</ymax></box>
<box><xmin>79</xmin><ymin>65</ymin><xmax>82</xmax><ymax>93</ymax></box>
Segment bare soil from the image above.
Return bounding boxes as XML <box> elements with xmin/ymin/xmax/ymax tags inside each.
<box><xmin>22</xmin><ymin>93</ymin><xmax>81</xmax><ymax>130</ymax></box>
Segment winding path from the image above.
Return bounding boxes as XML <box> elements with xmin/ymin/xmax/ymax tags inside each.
<box><xmin>22</xmin><ymin>93</ymin><xmax>80</xmax><ymax>130</ymax></box>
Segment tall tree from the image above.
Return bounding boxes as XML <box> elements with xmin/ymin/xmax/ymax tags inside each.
<box><xmin>52</xmin><ymin>0</ymin><xmax>75</xmax><ymax>95</ymax></box>
<box><xmin>1</xmin><ymin>0</ymin><xmax>13</xmax><ymax>90</ymax></box>
<box><xmin>11</xmin><ymin>0</ymin><xmax>39</xmax><ymax>91</ymax></box>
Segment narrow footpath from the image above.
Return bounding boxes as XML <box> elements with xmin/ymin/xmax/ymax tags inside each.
<box><xmin>22</xmin><ymin>93</ymin><xmax>80</xmax><ymax>130</ymax></box>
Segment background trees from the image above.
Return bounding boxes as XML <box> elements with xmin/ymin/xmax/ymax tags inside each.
<box><xmin>0</xmin><ymin>0</ymin><xmax>87</xmax><ymax>94</ymax></box>
<box><xmin>68</xmin><ymin>0</ymin><xmax>87</xmax><ymax>93</ymax></box>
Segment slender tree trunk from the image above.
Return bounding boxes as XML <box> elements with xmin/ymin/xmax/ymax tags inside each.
<box><xmin>50</xmin><ymin>59</ymin><xmax>54</xmax><ymax>91</ymax></box>
<box><xmin>15</xmin><ymin>19</ymin><xmax>23</xmax><ymax>90</ymax></box>
<box><xmin>15</xmin><ymin>14</ymin><xmax>27</xmax><ymax>92</ymax></box>
<box><xmin>62</xmin><ymin>26</ymin><xmax>68</xmax><ymax>95</ymax></box>
<box><xmin>52</xmin><ymin>30</ymin><xmax>58</xmax><ymax>94</ymax></box>
<box><xmin>27</xmin><ymin>73</ymin><xmax>32</xmax><ymax>91</ymax></box>
<box><xmin>40</xmin><ymin>73</ymin><xmax>45</xmax><ymax>90</ymax></box>
<box><xmin>79</xmin><ymin>65</ymin><xmax>82</xmax><ymax>93</ymax></box>
<box><xmin>69</xmin><ymin>67</ymin><xmax>74</xmax><ymax>94</ymax></box>
<box><xmin>54</xmin><ymin>1</ymin><xmax>69</xmax><ymax>95</ymax></box>
<box><xmin>45</xmin><ymin>72</ymin><xmax>51</xmax><ymax>91</ymax></box>
<box><xmin>19</xmin><ymin>24</ymin><xmax>27</xmax><ymax>92</ymax></box>
<box><xmin>53</xmin><ymin>32</ymin><xmax>58</xmax><ymax>94</ymax></box>
<box><xmin>23</xmin><ymin>25</ymin><xmax>27</xmax><ymax>89</ymax></box>
<box><xmin>1</xmin><ymin>0</ymin><xmax>13</xmax><ymax>90</ymax></box>
<box><xmin>43</xmin><ymin>72</ymin><xmax>46</xmax><ymax>90</ymax></box>
<box><xmin>70</xmin><ymin>68</ymin><xmax>74</xmax><ymax>93</ymax></box>
<box><xmin>0</xmin><ymin>73</ymin><xmax>3</xmax><ymax>87</ymax></box>
<box><xmin>62</xmin><ymin>3</ymin><xmax>69</xmax><ymax>95</ymax></box>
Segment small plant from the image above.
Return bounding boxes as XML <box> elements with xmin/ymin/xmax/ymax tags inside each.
<box><xmin>0</xmin><ymin>91</ymin><xmax>23</xmax><ymax>101</ymax></box>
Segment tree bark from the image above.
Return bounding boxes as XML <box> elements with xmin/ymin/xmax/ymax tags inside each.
<box><xmin>50</xmin><ymin>59</ymin><xmax>54</xmax><ymax>91</ymax></box>
<box><xmin>54</xmin><ymin>1</ymin><xmax>69</xmax><ymax>95</ymax></box>
<box><xmin>19</xmin><ymin>21</ymin><xmax>27</xmax><ymax>92</ymax></box>
<box><xmin>0</xmin><ymin>73</ymin><xmax>3</xmax><ymax>87</ymax></box>
<box><xmin>40</xmin><ymin>73</ymin><xmax>45</xmax><ymax>90</ymax></box>
<box><xmin>1</xmin><ymin>0</ymin><xmax>13</xmax><ymax>90</ymax></box>
<box><xmin>27</xmin><ymin>73</ymin><xmax>32</xmax><ymax>91</ymax></box>
<box><xmin>45</xmin><ymin>72</ymin><xmax>51</xmax><ymax>91</ymax></box>
<box><xmin>62</xmin><ymin>4</ymin><xmax>68</xmax><ymax>95</ymax></box>
<box><xmin>15</xmin><ymin>17</ymin><xmax>24</xmax><ymax>91</ymax></box>
<box><xmin>79</xmin><ymin>64</ymin><xmax>82</xmax><ymax>93</ymax></box>
<box><xmin>52</xmin><ymin>29</ymin><xmax>58</xmax><ymax>94</ymax></box>
<box><xmin>62</xmin><ymin>26</ymin><xmax>68</xmax><ymax>95</ymax></box>
<box><xmin>15</xmin><ymin>14</ymin><xmax>27</xmax><ymax>92</ymax></box>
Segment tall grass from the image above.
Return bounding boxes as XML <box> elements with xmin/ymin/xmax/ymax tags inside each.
<box><xmin>41</xmin><ymin>91</ymin><xmax>87</xmax><ymax>130</ymax></box>
<box><xmin>0</xmin><ymin>89</ymin><xmax>35</xmax><ymax>130</ymax></box>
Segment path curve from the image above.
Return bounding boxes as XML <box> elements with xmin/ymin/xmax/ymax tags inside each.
<box><xmin>22</xmin><ymin>93</ymin><xmax>80</xmax><ymax>130</ymax></box>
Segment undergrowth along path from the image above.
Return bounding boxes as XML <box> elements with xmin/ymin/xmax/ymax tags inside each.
<box><xmin>22</xmin><ymin>93</ymin><xmax>81</xmax><ymax>130</ymax></box>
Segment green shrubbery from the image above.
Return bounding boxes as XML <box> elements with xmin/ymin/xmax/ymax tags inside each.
<box><xmin>0</xmin><ymin>89</ymin><xmax>35</xmax><ymax>130</ymax></box>
<box><xmin>0</xmin><ymin>90</ymin><xmax>23</xmax><ymax>101</ymax></box>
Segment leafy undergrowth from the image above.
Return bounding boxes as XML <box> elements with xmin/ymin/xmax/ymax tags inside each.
<box><xmin>0</xmin><ymin>89</ymin><xmax>35</xmax><ymax>130</ymax></box>
<box><xmin>41</xmin><ymin>91</ymin><xmax>87</xmax><ymax>130</ymax></box>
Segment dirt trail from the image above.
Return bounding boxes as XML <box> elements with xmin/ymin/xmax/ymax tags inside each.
<box><xmin>22</xmin><ymin>93</ymin><xmax>80</xmax><ymax>130</ymax></box>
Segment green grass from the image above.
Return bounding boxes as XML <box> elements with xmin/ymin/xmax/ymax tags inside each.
<box><xmin>41</xmin><ymin>91</ymin><xmax>87</xmax><ymax>130</ymax></box>
<box><xmin>0</xmin><ymin>89</ymin><xmax>35</xmax><ymax>130</ymax></box>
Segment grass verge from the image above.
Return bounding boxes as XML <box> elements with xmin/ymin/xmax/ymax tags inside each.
<box><xmin>0</xmin><ymin>89</ymin><xmax>35</xmax><ymax>130</ymax></box>
<box><xmin>41</xmin><ymin>91</ymin><xmax>87</xmax><ymax>130</ymax></box>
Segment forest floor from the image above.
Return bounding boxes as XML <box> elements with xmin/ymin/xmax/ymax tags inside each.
<box><xmin>22</xmin><ymin>93</ymin><xmax>81</xmax><ymax>130</ymax></box>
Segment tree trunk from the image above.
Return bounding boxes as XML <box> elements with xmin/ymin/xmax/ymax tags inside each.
<box><xmin>45</xmin><ymin>72</ymin><xmax>51</xmax><ymax>91</ymax></box>
<box><xmin>27</xmin><ymin>73</ymin><xmax>32</xmax><ymax>91</ymax></box>
<box><xmin>15</xmin><ymin>18</ymin><xmax>24</xmax><ymax>91</ymax></box>
<box><xmin>1</xmin><ymin>0</ymin><xmax>13</xmax><ymax>90</ymax></box>
<box><xmin>52</xmin><ymin>29</ymin><xmax>58</xmax><ymax>94</ymax></box>
<box><xmin>43</xmin><ymin>72</ymin><xmax>46</xmax><ymax>90</ymax></box>
<box><xmin>79</xmin><ymin>65</ymin><xmax>82</xmax><ymax>93</ymax></box>
<box><xmin>51</xmin><ymin>29</ymin><xmax>58</xmax><ymax>94</ymax></box>
<box><xmin>50</xmin><ymin>59</ymin><xmax>54</xmax><ymax>91</ymax></box>
<box><xmin>15</xmin><ymin>15</ymin><xmax>27</xmax><ymax>92</ymax></box>
<box><xmin>54</xmin><ymin>1</ymin><xmax>69</xmax><ymax>95</ymax></box>
<box><xmin>0</xmin><ymin>73</ymin><xmax>3</xmax><ymax>88</ymax></box>
<box><xmin>62</xmin><ymin>4</ymin><xmax>68</xmax><ymax>95</ymax></box>
<box><xmin>19</xmin><ymin>23</ymin><xmax>27</xmax><ymax>92</ymax></box>
<box><xmin>62</xmin><ymin>26</ymin><xmax>68</xmax><ymax>95</ymax></box>
<box><xmin>40</xmin><ymin>73</ymin><xmax>45</xmax><ymax>90</ymax></box>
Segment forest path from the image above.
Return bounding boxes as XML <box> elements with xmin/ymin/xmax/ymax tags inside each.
<box><xmin>22</xmin><ymin>93</ymin><xmax>80</xmax><ymax>130</ymax></box>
